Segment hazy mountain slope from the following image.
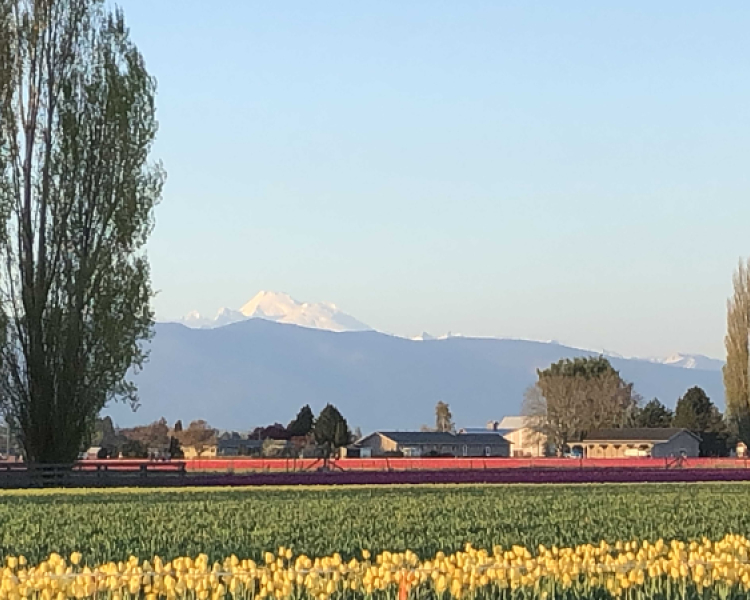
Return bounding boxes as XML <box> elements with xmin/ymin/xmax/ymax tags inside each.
<box><xmin>104</xmin><ymin>320</ymin><xmax>724</xmax><ymax>431</ymax></box>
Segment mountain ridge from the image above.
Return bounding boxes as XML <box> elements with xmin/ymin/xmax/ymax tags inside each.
<box><xmin>166</xmin><ymin>290</ymin><xmax>723</xmax><ymax>369</ymax></box>
<box><xmin>105</xmin><ymin>319</ymin><xmax>725</xmax><ymax>431</ymax></box>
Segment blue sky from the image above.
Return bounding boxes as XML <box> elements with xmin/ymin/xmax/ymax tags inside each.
<box><xmin>119</xmin><ymin>1</ymin><xmax>749</xmax><ymax>359</ymax></box>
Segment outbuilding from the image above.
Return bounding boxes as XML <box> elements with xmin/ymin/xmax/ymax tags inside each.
<box><xmin>584</xmin><ymin>428</ymin><xmax>700</xmax><ymax>458</ymax></box>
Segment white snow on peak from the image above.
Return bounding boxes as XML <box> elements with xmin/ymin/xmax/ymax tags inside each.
<box><xmin>172</xmin><ymin>291</ymin><xmax>371</xmax><ymax>332</ymax></box>
<box><xmin>411</xmin><ymin>332</ymin><xmax>436</xmax><ymax>341</ymax></box>
<box><xmin>177</xmin><ymin>310</ymin><xmax>214</xmax><ymax>328</ymax></box>
<box><xmin>410</xmin><ymin>331</ymin><xmax>463</xmax><ymax>341</ymax></box>
<box><xmin>648</xmin><ymin>353</ymin><xmax>724</xmax><ymax>372</ymax></box>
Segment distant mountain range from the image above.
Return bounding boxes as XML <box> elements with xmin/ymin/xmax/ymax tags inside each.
<box><xmin>104</xmin><ymin>299</ymin><xmax>725</xmax><ymax>431</ymax></box>
<box><xmin>171</xmin><ymin>291</ymin><xmax>724</xmax><ymax>372</ymax></box>
<box><xmin>171</xmin><ymin>291</ymin><xmax>371</xmax><ymax>332</ymax></box>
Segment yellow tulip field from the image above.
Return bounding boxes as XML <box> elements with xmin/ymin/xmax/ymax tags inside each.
<box><xmin>2</xmin><ymin>484</ymin><xmax>750</xmax><ymax>600</ymax></box>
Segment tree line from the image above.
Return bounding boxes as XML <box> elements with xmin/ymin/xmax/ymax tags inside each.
<box><xmin>92</xmin><ymin>403</ymin><xmax>356</xmax><ymax>459</ymax></box>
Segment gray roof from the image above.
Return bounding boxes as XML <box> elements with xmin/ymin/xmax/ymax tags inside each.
<box><xmin>374</xmin><ymin>431</ymin><xmax>510</xmax><ymax>446</ymax></box>
<box><xmin>218</xmin><ymin>431</ymin><xmax>256</xmax><ymax>441</ymax></box>
<box><xmin>217</xmin><ymin>434</ymin><xmax>263</xmax><ymax>448</ymax></box>
<box><xmin>460</xmin><ymin>427</ymin><xmax>514</xmax><ymax>437</ymax></box>
<box><xmin>585</xmin><ymin>428</ymin><xmax>699</xmax><ymax>443</ymax></box>
<box><xmin>458</xmin><ymin>433</ymin><xmax>512</xmax><ymax>445</ymax></box>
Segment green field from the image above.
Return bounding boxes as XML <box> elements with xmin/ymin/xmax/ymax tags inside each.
<box><xmin>0</xmin><ymin>483</ymin><xmax>748</xmax><ymax>564</ymax></box>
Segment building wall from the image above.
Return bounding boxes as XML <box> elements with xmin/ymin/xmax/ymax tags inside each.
<box><xmin>505</xmin><ymin>428</ymin><xmax>546</xmax><ymax>457</ymax></box>
<box><xmin>406</xmin><ymin>443</ymin><xmax>509</xmax><ymax>457</ymax></box>
<box><xmin>218</xmin><ymin>444</ymin><xmax>263</xmax><ymax>457</ymax></box>
<box><xmin>585</xmin><ymin>434</ymin><xmax>699</xmax><ymax>459</ymax></box>
<box><xmin>183</xmin><ymin>445</ymin><xmax>218</xmax><ymax>459</ymax></box>
<box><xmin>651</xmin><ymin>432</ymin><xmax>700</xmax><ymax>458</ymax></box>
<box><xmin>585</xmin><ymin>442</ymin><xmax>654</xmax><ymax>459</ymax></box>
<box><xmin>358</xmin><ymin>435</ymin><xmax>509</xmax><ymax>457</ymax></box>
<box><xmin>358</xmin><ymin>434</ymin><xmax>399</xmax><ymax>455</ymax></box>
<box><xmin>400</xmin><ymin>444</ymin><xmax>459</xmax><ymax>457</ymax></box>
<box><xmin>459</xmin><ymin>443</ymin><xmax>510</xmax><ymax>457</ymax></box>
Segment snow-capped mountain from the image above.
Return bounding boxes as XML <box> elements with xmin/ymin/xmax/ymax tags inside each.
<box><xmin>648</xmin><ymin>353</ymin><xmax>724</xmax><ymax>372</ymax></box>
<box><xmin>171</xmin><ymin>291</ymin><xmax>371</xmax><ymax>332</ymax></box>
<box><xmin>170</xmin><ymin>294</ymin><xmax>723</xmax><ymax>371</ymax></box>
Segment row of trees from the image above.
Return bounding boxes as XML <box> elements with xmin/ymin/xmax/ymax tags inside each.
<box><xmin>637</xmin><ymin>388</ymin><xmax>730</xmax><ymax>456</ymax></box>
<box><xmin>93</xmin><ymin>403</ymin><xmax>355</xmax><ymax>459</ymax></box>
<box><xmin>523</xmin><ymin>355</ymin><xmax>733</xmax><ymax>456</ymax></box>
<box><xmin>242</xmin><ymin>404</ymin><xmax>355</xmax><ymax>454</ymax></box>
<box><xmin>93</xmin><ymin>417</ymin><xmax>215</xmax><ymax>458</ymax></box>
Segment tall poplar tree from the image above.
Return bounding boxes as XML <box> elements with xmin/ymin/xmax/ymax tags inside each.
<box><xmin>724</xmin><ymin>259</ymin><xmax>750</xmax><ymax>443</ymax></box>
<box><xmin>435</xmin><ymin>401</ymin><xmax>454</xmax><ymax>433</ymax></box>
<box><xmin>0</xmin><ymin>0</ymin><xmax>164</xmax><ymax>463</ymax></box>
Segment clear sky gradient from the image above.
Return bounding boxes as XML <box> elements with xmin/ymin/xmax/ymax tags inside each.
<box><xmin>118</xmin><ymin>1</ymin><xmax>749</xmax><ymax>359</ymax></box>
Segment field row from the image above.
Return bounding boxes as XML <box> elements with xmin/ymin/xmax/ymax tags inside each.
<box><xmin>5</xmin><ymin>535</ymin><xmax>750</xmax><ymax>600</ymax></box>
<box><xmin>0</xmin><ymin>484</ymin><xmax>749</xmax><ymax>564</ymax></box>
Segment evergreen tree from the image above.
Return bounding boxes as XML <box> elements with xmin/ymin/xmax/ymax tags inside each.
<box><xmin>634</xmin><ymin>399</ymin><xmax>674</xmax><ymax>428</ymax></box>
<box><xmin>673</xmin><ymin>387</ymin><xmax>721</xmax><ymax>432</ymax></box>
<box><xmin>168</xmin><ymin>436</ymin><xmax>183</xmax><ymax>459</ymax></box>
<box><xmin>287</xmin><ymin>405</ymin><xmax>315</xmax><ymax>437</ymax></box>
<box><xmin>314</xmin><ymin>404</ymin><xmax>350</xmax><ymax>456</ymax></box>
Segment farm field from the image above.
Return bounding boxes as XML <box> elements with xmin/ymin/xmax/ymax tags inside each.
<box><xmin>2</xmin><ymin>483</ymin><xmax>750</xmax><ymax>600</ymax></box>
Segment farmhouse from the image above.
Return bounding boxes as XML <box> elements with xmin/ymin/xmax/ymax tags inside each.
<box><xmin>216</xmin><ymin>432</ymin><xmax>263</xmax><ymax>457</ymax></box>
<box><xmin>584</xmin><ymin>428</ymin><xmax>700</xmax><ymax>458</ymax></box>
<box><xmin>356</xmin><ymin>431</ymin><xmax>511</xmax><ymax>458</ymax></box>
<box><xmin>462</xmin><ymin>416</ymin><xmax>546</xmax><ymax>457</ymax></box>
